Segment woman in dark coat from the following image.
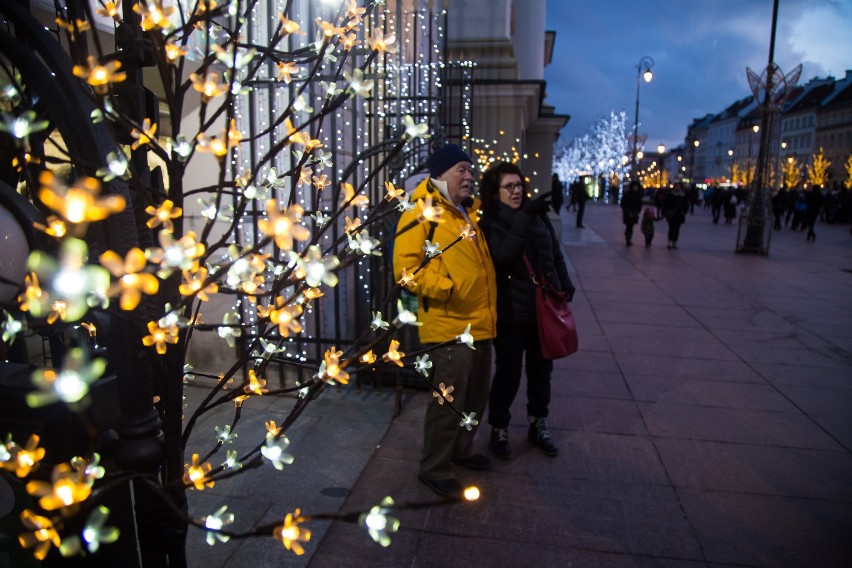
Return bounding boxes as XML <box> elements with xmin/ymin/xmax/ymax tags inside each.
<box><xmin>620</xmin><ymin>180</ymin><xmax>643</xmax><ymax>246</ymax></box>
<box><xmin>663</xmin><ymin>182</ymin><xmax>690</xmax><ymax>249</ymax></box>
<box><xmin>479</xmin><ymin>162</ymin><xmax>575</xmax><ymax>459</ymax></box>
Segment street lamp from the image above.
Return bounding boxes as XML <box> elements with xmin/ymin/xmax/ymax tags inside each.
<box><xmin>657</xmin><ymin>143</ymin><xmax>666</xmax><ymax>187</ymax></box>
<box><xmin>631</xmin><ymin>56</ymin><xmax>655</xmax><ymax>174</ymax></box>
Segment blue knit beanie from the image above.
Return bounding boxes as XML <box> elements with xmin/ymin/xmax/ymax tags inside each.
<box><xmin>429</xmin><ymin>144</ymin><xmax>472</xmax><ymax>178</ymax></box>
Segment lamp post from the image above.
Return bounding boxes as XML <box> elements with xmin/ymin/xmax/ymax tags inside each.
<box><xmin>657</xmin><ymin>143</ymin><xmax>666</xmax><ymax>188</ymax></box>
<box><xmin>631</xmin><ymin>56</ymin><xmax>655</xmax><ymax>175</ymax></box>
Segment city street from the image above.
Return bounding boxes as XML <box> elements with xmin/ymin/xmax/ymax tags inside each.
<box><xmin>187</xmin><ymin>201</ymin><xmax>852</xmax><ymax>567</ymax></box>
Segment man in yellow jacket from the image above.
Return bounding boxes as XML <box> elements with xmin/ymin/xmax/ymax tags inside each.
<box><xmin>393</xmin><ymin>144</ymin><xmax>497</xmax><ymax>497</ymax></box>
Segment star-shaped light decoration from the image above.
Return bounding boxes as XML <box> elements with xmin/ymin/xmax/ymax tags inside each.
<box><xmin>183</xmin><ymin>454</ymin><xmax>214</xmax><ymax>490</ymax></box>
<box><xmin>261</xmin><ymin>434</ymin><xmax>295</xmax><ymax>471</ymax></box>
<box><xmin>432</xmin><ymin>382</ymin><xmax>454</xmax><ymax>405</ymax></box>
<box><xmin>382</xmin><ymin>339</ymin><xmax>404</xmax><ymax>367</ymax></box>
<box><xmin>347</xmin><ymin>230</ymin><xmax>381</xmax><ymax>256</ymax></box>
<box><xmin>273</xmin><ymin>509</ymin><xmax>311</xmax><ymax>555</ymax></box>
<box><xmin>203</xmin><ymin>505</ymin><xmax>234</xmax><ymax>546</ymax></box>
<box><xmin>397</xmin><ymin>267</ymin><xmax>416</xmax><ymax>289</ymax></box>
<box><xmin>55</xmin><ymin>17</ymin><xmax>91</xmax><ymax>38</ymax></box>
<box><xmin>312</xmin><ymin>211</ymin><xmax>331</xmax><ymax>228</ymax></box>
<box><xmin>359</xmin><ymin>496</ymin><xmax>400</xmax><ymax>547</ymax></box>
<box><xmin>70</xmin><ymin>453</ymin><xmax>105</xmax><ymax>486</ymax></box>
<box><xmin>99</xmin><ymin>247</ymin><xmax>160</xmax><ymax>311</ymax></box>
<box><xmin>384</xmin><ymin>181</ymin><xmax>404</xmax><ymax>202</ymax></box>
<box><xmin>59</xmin><ymin>504</ymin><xmax>120</xmax><ymax>556</ymax></box>
<box><xmin>396</xmin><ymin>193</ymin><xmax>415</xmax><ymax>213</ymax></box>
<box><xmin>27</xmin><ymin>347</ymin><xmax>105</xmax><ymax>408</ymax></box>
<box><xmin>163</xmin><ymin>41</ymin><xmax>188</xmax><ymax>63</ymax></box>
<box><xmin>278</xmin><ymin>15</ymin><xmax>303</xmax><ymax>35</ymax></box>
<box><xmin>95</xmin><ymin>0</ymin><xmax>122</xmax><ymax>20</ymax></box>
<box><xmin>276</xmin><ymin>60</ymin><xmax>300</xmax><ymax>83</ymax></box>
<box><xmin>341</xmin><ymin>182</ymin><xmax>370</xmax><ymax>209</ymax></box>
<box><xmin>340</xmin><ymin>32</ymin><xmax>360</xmax><ymax>51</ymax></box>
<box><xmin>413</xmin><ymin>355</ymin><xmax>432</xmax><ymax>377</ymax></box>
<box><xmin>370</xmin><ymin>311</ymin><xmax>389</xmax><ymax>331</ymax></box>
<box><xmin>459</xmin><ymin>412</ymin><xmax>479</xmax><ymax>431</ymax></box>
<box><xmin>457</xmin><ymin>323</ymin><xmax>475</xmax><ymax>350</ymax></box>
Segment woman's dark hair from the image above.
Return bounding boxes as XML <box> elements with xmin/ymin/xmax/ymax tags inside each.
<box><xmin>480</xmin><ymin>161</ymin><xmax>527</xmax><ymax>214</ymax></box>
<box><xmin>628</xmin><ymin>180</ymin><xmax>642</xmax><ymax>191</ymax></box>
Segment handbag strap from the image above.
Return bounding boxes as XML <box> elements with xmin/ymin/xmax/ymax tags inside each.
<box><xmin>522</xmin><ymin>255</ymin><xmax>539</xmax><ymax>285</ymax></box>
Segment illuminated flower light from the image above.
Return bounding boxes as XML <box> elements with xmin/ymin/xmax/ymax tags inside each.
<box><xmin>243</xmin><ymin>369</ymin><xmax>268</xmax><ymax>395</ymax></box>
<box><xmin>265</xmin><ymin>420</ymin><xmax>282</xmax><ymax>437</ymax></box>
<box><xmin>370</xmin><ymin>311</ymin><xmax>389</xmax><ymax>331</ymax></box>
<box><xmin>273</xmin><ymin>509</ymin><xmax>310</xmax><ymax>555</ymax></box>
<box><xmin>396</xmin><ymin>193</ymin><xmax>415</xmax><ymax>213</ymax></box>
<box><xmin>256</xmin><ymin>338</ymin><xmax>286</xmax><ymax>359</ymax></box>
<box><xmin>37</xmin><ymin>171</ymin><xmax>125</xmax><ymax>229</ymax></box>
<box><xmin>288</xmin><ymin>130</ymin><xmax>323</xmax><ymax>152</ymax></box>
<box><xmin>202</xmin><ymin>505</ymin><xmax>234</xmax><ymax>546</ymax></box>
<box><xmin>343</xmin><ymin>215</ymin><xmax>361</xmax><ymax>234</ymax></box>
<box><xmin>341</xmin><ymin>182</ymin><xmax>369</xmax><ymax>209</ymax></box>
<box><xmin>394</xmin><ymin>299</ymin><xmax>421</xmax><ymax>327</ymax></box>
<box><xmin>340</xmin><ymin>32</ymin><xmax>360</xmax><ymax>51</ymax></box>
<box><xmin>216</xmin><ymin>311</ymin><xmax>242</xmax><ymax>348</ymax></box>
<box><xmin>257</xmin><ymin>200</ymin><xmax>311</xmax><ymax>250</ymax></box>
<box><xmin>72</xmin><ymin>56</ymin><xmax>125</xmax><ymax>95</ymax></box>
<box><xmin>99</xmin><ymin>248</ymin><xmax>159</xmax><ymax>311</ymax></box>
<box><xmin>384</xmin><ymin>181</ymin><xmax>404</xmax><ymax>202</ymax></box>
<box><xmin>27</xmin><ymin>237</ymin><xmax>111</xmax><ymax>322</ymax></box>
<box><xmin>459</xmin><ymin>223</ymin><xmax>476</xmax><ymax>241</ymax></box>
<box><xmin>145</xmin><ymin>199</ymin><xmax>183</xmax><ymax>232</ymax></box>
<box><xmin>257</xmin><ymin>297</ymin><xmax>303</xmax><ymax>338</ymax></box>
<box><xmin>2</xmin><ymin>310</ymin><xmax>25</xmax><ymax>344</ymax></box>
<box><xmin>55</xmin><ymin>17</ymin><xmax>91</xmax><ymax>38</ymax></box>
<box><xmin>95</xmin><ymin>0</ymin><xmax>121</xmax><ymax>19</ymax></box>
<box><xmin>142</xmin><ymin>320</ymin><xmax>179</xmax><ymax>355</ymax></box>
<box><xmin>146</xmin><ymin>230</ymin><xmax>205</xmax><ymax>277</ymax></box>
<box><xmin>278</xmin><ymin>15</ymin><xmax>303</xmax><ymax>35</ymax></box>
<box><xmin>312</xmin><ymin>211</ymin><xmax>331</xmax><ymax>228</ymax></box>
<box><xmin>128</xmin><ymin>117</ymin><xmax>159</xmax><ymax>150</ymax></box>
<box><xmin>292</xmin><ymin>94</ymin><xmax>313</xmax><ymax>113</ymax></box>
<box><xmin>18</xmin><ymin>509</ymin><xmax>60</xmax><ymax>560</ymax></box>
<box><xmin>0</xmin><ymin>109</ymin><xmax>49</xmax><ymax>151</ymax></box>
<box><xmin>95</xmin><ymin>151</ymin><xmax>130</xmax><ymax>182</ymax></box>
<box><xmin>348</xmin><ymin>230</ymin><xmax>382</xmax><ymax>257</ymax></box>
<box><xmin>79</xmin><ymin>505</ymin><xmax>120</xmax><ymax>554</ymax></box>
<box><xmin>311</xmin><ymin>173</ymin><xmax>330</xmax><ymax>191</ymax></box>
<box><xmin>133</xmin><ymin>0</ymin><xmax>176</xmax><ymax>31</ymax></box>
<box><xmin>179</xmin><ymin>267</ymin><xmax>218</xmax><ymax>301</ymax></box>
<box><xmin>183</xmin><ymin>454</ymin><xmax>214</xmax><ymax>490</ymax></box>
<box><xmin>212</xmin><ymin>44</ymin><xmax>256</xmax><ymax>70</ymax></box>
<box><xmin>402</xmin><ymin>114</ymin><xmax>430</xmax><ymax>141</ymax></box>
<box><xmin>275</xmin><ymin>60</ymin><xmax>300</xmax><ymax>83</ymax></box>
<box><xmin>25</xmin><ymin>462</ymin><xmax>92</xmax><ymax>511</ymax></box>
<box><xmin>397</xmin><ymin>267</ymin><xmax>416</xmax><ymax>289</ymax></box>
<box><xmin>316</xmin><ymin>18</ymin><xmax>345</xmax><ymax>40</ymax></box>
<box><xmin>343</xmin><ymin>69</ymin><xmax>373</xmax><ymax>97</ymax></box>
<box><xmin>433</xmin><ymin>382</ymin><xmax>454</xmax><ymax>405</ymax></box>
<box><xmin>296</xmin><ymin>166</ymin><xmax>313</xmax><ymax>188</ymax></box>
<box><xmin>70</xmin><ymin>453</ymin><xmax>105</xmax><ymax>485</ymax></box>
<box><xmin>319</xmin><ymin>347</ymin><xmax>349</xmax><ymax>385</ymax></box>
<box><xmin>358</xmin><ymin>497</ymin><xmax>399</xmax><ymax>547</ymax></box>
<box><xmin>215</xmin><ymin>425</ymin><xmax>237</xmax><ymax>444</ymax></box>
<box><xmin>163</xmin><ymin>41</ymin><xmax>188</xmax><ymax>63</ymax></box>
<box><xmin>261</xmin><ymin>434</ymin><xmax>294</xmax><ymax>471</ymax></box>
<box><xmin>17</xmin><ymin>273</ymin><xmax>50</xmax><ymax>319</ymax></box>
<box><xmin>27</xmin><ymin>347</ymin><xmax>105</xmax><ymax>408</ymax></box>
<box><xmin>302</xmin><ymin>246</ymin><xmax>339</xmax><ymax>288</ymax></box>
<box><xmin>32</xmin><ymin>215</ymin><xmax>68</xmax><ymax>238</ymax></box>
<box><xmin>416</xmin><ymin>195</ymin><xmax>444</xmax><ymax>224</ymax></box>
<box><xmin>457</xmin><ymin>323</ymin><xmax>475</xmax><ymax>349</ymax></box>
<box><xmin>422</xmin><ymin>239</ymin><xmax>441</xmax><ymax>258</ymax></box>
<box><xmin>167</xmin><ymin>134</ymin><xmax>192</xmax><ymax>162</ymax></box>
<box><xmin>190</xmin><ymin>72</ymin><xmax>227</xmax><ymax>102</ymax></box>
<box><xmin>382</xmin><ymin>340</ymin><xmax>404</xmax><ymax>367</ymax></box>
<box><xmin>414</xmin><ymin>355</ymin><xmax>432</xmax><ymax>377</ymax></box>
<box><xmin>368</xmin><ymin>27</ymin><xmax>397</xmax><ymax>54</ymax></box>
<box><xmin>1</xmin><ymin>434</ymin><xmax>45</xmax><ymax>478</ymax></box>
<box><xmin>344</xmin><ymin>0</ymin><xmax>366</xmax><ymax>23</ymax></box>
<box><xmin>359</xmin><ymin>350</ymin><xmax>376</xmax><ymax>364</ymax></box>
<box><xmin>223</xmin><ymin>449</ymin><xmax>241</xmax><ymax>471</ymax></box>
<box><xmin>459</xmin><ymin>412</ymin><xmax>479</xmax><ymax>431</ymax></box>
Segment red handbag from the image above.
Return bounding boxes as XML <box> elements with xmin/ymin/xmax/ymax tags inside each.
<box><xmin>523</xmin><ymin>256</ymin><xmax>579</xmax><ymax>359</ymax></box>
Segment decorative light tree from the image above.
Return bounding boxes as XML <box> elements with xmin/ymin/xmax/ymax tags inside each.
<box><xmin>806</xmin><ymin>147</ymin><xmax>831</xmax><ymax>188</ymax></box>
<box><xmin>781</xmin><ymin>156</ymin><xmax>803</xmax><ymax>189</ymax></box>
<box><xmin>0</xmin><ymin>1</ymin><xmax>482</xmax><ymax>565</ymax></box>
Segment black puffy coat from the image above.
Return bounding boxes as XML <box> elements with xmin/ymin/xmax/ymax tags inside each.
<box><xmin>480</xmin><ymin>203</ymin><xmax>575</xmax><ymax>325</ymax></box>
<box><xmin>621</xmin><ymin>188</ymin><xmax>643</xmax><ymax>224</ymax></box>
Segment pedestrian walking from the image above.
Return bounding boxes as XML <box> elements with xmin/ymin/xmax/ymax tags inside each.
<box><xmin>663</xmin><ymin>182</ymin><xmax>689</xmax><ymax>249</ymax></box>
<box><xmin>479</xmin><ymin>161</ymin><xmax>575</xmax><ymax>460</ymax></box>
<box><xmin>641</xmin><ymin>205</ymin><xmax>661</xmax><ymax>247</ymax></box>
<box><xmin>574</xmin><ymin>179</ymin><xmax>590</xmax><ymax>228</ymax></box>
<box><xmin>393</xmin><ymin>144</ymin><xmax>497</xmax><ymax>498</ymax></box>
<box><xmin>805</xmin><ymin>185</ymin><xmax>825</xmax><ymax>241</ymax></box>
<box><xmin>551</xmin><ymin>173</ymin><xmax>564</xmax><ymax>212</ymax></box>
<box><xmin>620</xmin><ymin>180</ymin><xmax>643</xmax><ymax>246</ymax></box>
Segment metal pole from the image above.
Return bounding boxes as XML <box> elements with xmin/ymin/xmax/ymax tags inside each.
<box><xmin>631</xmin><ymin>56</ymin><xmax>654</xmax><ymax>175</ymax></box>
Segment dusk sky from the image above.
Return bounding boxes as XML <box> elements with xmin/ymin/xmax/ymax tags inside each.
<box><xmin>543</xmin><ymin>0</ymin><xmax>852</xmax><ymax>152</ymax></box>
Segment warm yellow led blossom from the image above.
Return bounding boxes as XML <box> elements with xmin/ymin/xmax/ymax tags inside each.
<box><xmin>288</xmin><ymin>130</ymin><xmax>323</xmax><ymax>151</ymax></box>
<box><xmin>1</xmin><ymin>434</ymin><xmax>45</xmax><ymax>478</ymax></box>
<box><xmin>320</xmin><ymin>347</ymin><xmax>349</xmax><ymax>385</ymax></box>
<box><xmin>145</xmin><ymin>199</ymin><xmax>183</xmax><ymax>232</ymax></box>
<box><xmin>341</xmin><ymin>182</ymin><xmax>369</xmax><ymax>209</ymax></box>
<box><xmin>100</xmin><ymin>248</ymin><xmax>159</xmax><ymax>310</ymax></box>
<box><xmin>183</xmin><ymin>454</ymin><xmax>214</xmax><ymax>490</ymax></box>
<box><xmin>398</xmin><ymin>267</ymin><xmax>416</xmax><ymax>289</ymax></box>
<box><xmin>195</xmin><ymin>120</ymin><xmax>242</xmax><ymax>159</ymax></box>
<box><xmin>243</xmin><ymin>369</ymin><xmax>268</xmax><ymax>396</ymax></box>
<box><xmin>72</xmin><ymin>56</ymin><xmax>126</xmax><ymax>95</ymax></box>
<box><xmin>384</xmin><ymin>181</ymin><xmax>404</xmax><ymax>201</ymax></box>
<box><xmin>190</xmin><ymin>72</ymin><xmax>227</xmax><ymax>102</ymax></box>
<box><xmin>55</xmin><ymin>17</ymin><xmax>91</xmax><ymax>38</ymax></box>
<box><xmin>265</xmin><ymin>419</ymin><xmax>282</xmax><ymax>437</ymax></box>
<box><xmin>343</xmin><ymin>215</ymin><xmax>361</xmax><ymax>234</ymax></box>
<box><xmin>257</xmin><ymin>297</ymin><xmax>303</xmax><ymax>337</ymax></box>
<box><xmin>17</xmin><ymin>273</ymin><xmax>50</xmax><ymax>316</ymax></box>
<box><xmin>368</xmin><ymin>28</ymin><xmax>397</xmax><ymax>54</ymax></box>
<box><xmin>382</xmin><ymin>339</ymin><xmax>405</xmax><ymax>367</ymax></box>
<box><xmin>459</xmin><ymin>223</ymin><xmax>476</xmax><ymax>240</ymax></box>
<box><xmin>297</xmin><ymin>166</ymin><xmax>313</xmax><ymax>188</ymax></box>
<box><xmin>273</xmin><ymin>510</ymin><xmax>311</xmax><ymax>555</ymax></box>
<box><xmin>179</xmin><ymin>267</ymin><xmax>217</xmax><ymax>301</ymax></box>
<box><xmin>95</xmin><ymin>0</ymin><xmax>122</xmax><ymax>21</ymax></box>
<box><xmin>37</xmin><ymin>171</ymin><xmax>125</xmax><ymax>229</ymax></box>
<box><xmin>359</xmin><ymin>350</ymin><xmax>376</xmax><ymax>364</ymax></box>
<box><xmin>316</xmin><ymin>18</ymin><xmax>345</xmax><ymax>40</ymax></box>
<box><xmin>433</xmin><ymin>382</ymin><xmax>454</xmax><ymax>406</ymax></box>
<box><xmin>133</xmin><ymin>0</ymin><xmax>176</xmax><ymax>31</ymax></box>
<box><xmin>257</xmin><ymin>200</ymin><xmax>310</xmax><ymax>250</ymax></box>
<box><xmin>416</xmin><ymin>195</ymin><xmax>444</xmax><ymax>224</ymax></box>
<box><xmin>276</xmin><ymin>60</ymin><xmax>299</xmax><ymax>83</ymax></box>
<box><xmin>278</xmin><ymin>15</ymin><xmax>304</xmax><ymax>35</ymax></box>
<box><xmin>25</xmin><ymin>462</ymin><xmax>92</xmax><ymax>511</ymax></box>
<box><xmin>18</xmin><ymin>509</ymin><xmax>60</xmax><ymax>561</ymax></box>
<box><xmin>164</xmin><ymin>42</ymin><xmax>188</xmax><ymax>63</ymax></box>
<box><xmin>142</xmin><ymin>320</ymin><xmax>179</xmax><ymax>355</ymax></box>
<box><xmin>340</xmin><ymin>33</ymin><xmax>360</xmax><ymax>51</ymax></box>
<box><xmin>311</xmin><ymin>173</ymin><xmax>330</xmax><ymax>191</ymax></box>
<box><xmin>130</xmin><ymin>118</ymin><xmax>157</xmax><ymax>151</ymax></box>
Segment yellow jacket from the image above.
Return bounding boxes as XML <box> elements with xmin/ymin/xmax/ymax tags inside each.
<box><xmin>393</xmin><ymin>177</ymin><xmax>497</xmax><ymax>343</ymax></box>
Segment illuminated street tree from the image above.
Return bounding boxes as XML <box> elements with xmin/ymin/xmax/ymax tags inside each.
<box><xmin>781</xmin><ymin>156</ymin><xmax>803</xmax><ymax>189</ymax></box>
<box><xmin>806</xmin><ymin>147</ymin><xmax>831</xmax><ymax>188</ymax></box>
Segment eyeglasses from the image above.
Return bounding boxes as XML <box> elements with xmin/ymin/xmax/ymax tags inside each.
<box><xmin>499</xmin><ymin>182</ymin><xmax>524</xmax><ymax>192</ymax></box>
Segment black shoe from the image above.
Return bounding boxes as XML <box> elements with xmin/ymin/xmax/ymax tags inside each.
<box><xmin>528</xmin><ymin>418</ymin><xmax>558</xmax><ymax>457</ymax></box>
<box><xmin>576</xmin><ymin>224</ymin><xmax>585</xmax><ymax>228</ymax></box>
<box><xmin>672</xmin><ymin>243</ymin><xmax>678</xmax><ymax>250</ymax></box>
<box><xmin>626</xmin><ymin>241</ymin><xmax>632</xmax><ymax>246</ymax></box>
<box><xmin>418</xmin><ymin>474</ymin><xmax>462</xmax><ymax>498</ymax></box>
<box><xmin>451</xmin><ymin>453</ymin><xmax>491</xmax><ymax>471</ymax></box>
<box><xmin>490</xmin><ymin>428</ymin><xmax>511</xmax><ymax>460</ymax></box>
